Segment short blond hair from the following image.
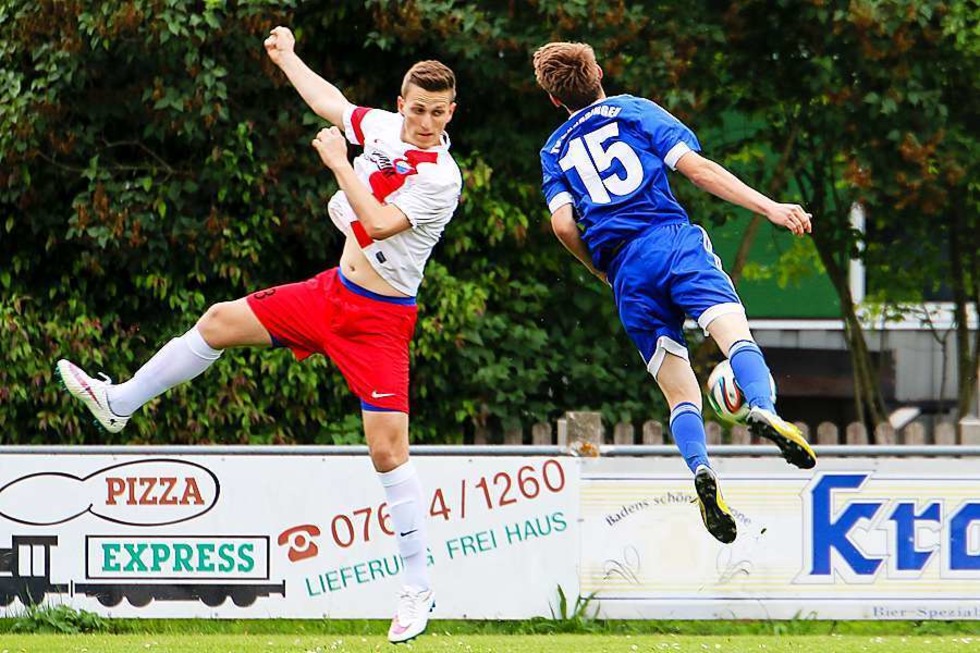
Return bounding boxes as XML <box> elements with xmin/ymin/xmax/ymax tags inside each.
<box><xmin>533</xmin><ymin>42</ymin><xmax>602</xmax><ymax>110</ymax></box>
<box><xmin>401</xmin><ymin>60</ymin><xmax>456</xmax><ymax>99</ymax></box>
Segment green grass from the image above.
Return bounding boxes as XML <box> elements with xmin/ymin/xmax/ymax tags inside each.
<box><xmin>3</xmin><ymin>617</ymin><xmax>975</xmax><ymax>636</ymax></box>
<box><xmin>1</xmin><ymin>632</ymin><xmax>978</xmax><ymax>653</ymax></box>
<box><xmin>0</xmin><ymin>618</ymin><xmax>978</xmax><ymax>653</ymax></box>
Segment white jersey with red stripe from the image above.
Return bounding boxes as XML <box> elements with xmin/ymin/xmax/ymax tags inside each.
<box><xmin>327</xmin><ymin>105</ymin><xmax>462</xmax><ymax>296</ymax></box>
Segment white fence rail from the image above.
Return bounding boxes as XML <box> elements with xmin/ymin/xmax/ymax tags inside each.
<box><xmin>471</xmin><ymin>411</ymin><xmax>980</xmax><ymax>447</ymax></box>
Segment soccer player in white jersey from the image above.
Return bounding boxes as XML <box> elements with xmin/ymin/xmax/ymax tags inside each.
<box><xmin>56</xmin><ymin>26</ymin><xmax>459</xmax><ymax>642</ymax></box>
<box><xmin>533</xmin><ymin>42</ymin><xmax>817</xmax><ymax>544</ymax></box>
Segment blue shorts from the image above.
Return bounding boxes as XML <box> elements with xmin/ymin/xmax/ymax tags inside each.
<box><xmin>606</xmin><ymin>222</ymin><xmax>744</xmax><ymax>376</ymax></box>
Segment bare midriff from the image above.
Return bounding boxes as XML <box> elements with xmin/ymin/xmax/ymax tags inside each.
<box><xmin>338</xmin><ymin>236</ymin><xmax>410</xmax><ymax>298</ymax></box>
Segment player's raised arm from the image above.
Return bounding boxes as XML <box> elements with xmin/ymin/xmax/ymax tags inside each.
<box><xmin>264</xmin><ymin>26</ymin><xmax>351</xmax><ymax>127</ymax></box>
<box><xmin>674</xmin><ymin>151</ymin><xmax>812</xmax><ymax>236</ymax></box>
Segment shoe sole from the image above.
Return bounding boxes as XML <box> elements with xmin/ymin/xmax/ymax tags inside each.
<box><xmin>388</xmin><ymin>600</ymin><xmax>436</xmax><ymax>644</ymax></box>
<box><xmin>695</xmin><ymin>471</ymin><xmax>737</xmax><ymax>544</ymax></box>
<box><xmin>748</xmin><ymin>414</ymin><xmax>817</xmax><ymax>470</ymax></box>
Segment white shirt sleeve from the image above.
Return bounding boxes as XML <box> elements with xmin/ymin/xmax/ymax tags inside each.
<box><xmin>664</xmin><ymin>142</ymin><xmax>694</xmax><ymax>170</ymax></box>
<box><xmin>342</xmin><ymin>106</ymin><xmax>399</xmax><ymax>145</ymax></box>
<box><xmin>548</xmin><ymin>192</ymin><xmax>573</xmax><ymax>214</ymax></box>
<box><xmin>390</xmin><ymin>165</ymin><xmax>461</xmax><ymax>228</ymax></box>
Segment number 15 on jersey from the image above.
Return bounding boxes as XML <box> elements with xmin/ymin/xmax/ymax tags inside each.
<box><xmin>558</xmin><ymin>122</ymin><xmax>644</xmax><ymax>204</ymax></box>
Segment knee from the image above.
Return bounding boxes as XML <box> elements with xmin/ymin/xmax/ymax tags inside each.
<box><xmin>195</xmin><ymin>302</ymin><xmax>234</xmax><ymax>348</ymax></box>
<box><xmin>656</xmin><ymin>365</ymin><xmax>701</xmax><ymax>407</ymax></box>
<box><xmin>661</xmin><ymin>384</ymin><xmax>701</xmax><ymax>410</ymax></box>
<box><xmin>717</xmin><ymin>330</ymin><xmax>754</xmax><ymax>358</ymax></box>
<box><xmin>369</xmin><ymin>441</ymin><xmax>408</xmax><ymax>473</ymax></box>
<box><xmin>706</xmin><ymin>314</ymin><xmax>753</xmax><ymax>355</ymax></box>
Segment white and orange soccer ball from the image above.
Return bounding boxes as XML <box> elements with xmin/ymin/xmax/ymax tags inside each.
<box><xmin>705</xmin><ymin>360</ymin><xmax>775</xmax><ymax>424</ymax></box>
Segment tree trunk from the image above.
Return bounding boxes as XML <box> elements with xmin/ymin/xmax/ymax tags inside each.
<box><xmin>948</xmin><ymin>186</ymin><xmax>980</xmax><ymax>424</ymax></box>
<box><xmin>811</xmin><ymin>228</ymin><xmax>889</xmax><ymax>430</ymax></box>
<box><xmin>693</xmin><ymin>127</ymin><xmax>802</xmax><ymax>378</ymax></box>
<box><xmin>730</xmin><ymin>125</ymin><xmax>800</xmax><ymax>284</ymax></box>
<box><xmin>730</xmin><ymin>215</ymin><xmax>763</xmax><ymax>286</ymax></box>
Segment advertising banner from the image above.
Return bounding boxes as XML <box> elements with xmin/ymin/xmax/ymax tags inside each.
<box><xmin>0</xmin><ymin>454</ymin><xmax>578</xmax><ymax>618</ymax></box>
<box><xmin>2</xmin><ymin>450</ymin><xmax>977</xmax><ymax>619</ymax></box>
<box><xmin>581</xmin><ymin>456</ymin><xmax>980</xmax><ymax>620</ymax></box>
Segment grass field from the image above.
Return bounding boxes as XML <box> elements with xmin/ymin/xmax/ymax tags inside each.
<box><xmin>1</xmin><ymin>632</ymin><xmax>978</xmax><ymax>653</ymax></box>
<box><xmin>1</xmin><ymin>619</ymin><xmax>978</xmax><ymax>653</ymax></box>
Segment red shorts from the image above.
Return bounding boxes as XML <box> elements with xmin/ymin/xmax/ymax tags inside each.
<box><xmin>246</xmin><ymin>268</ymin><xmax>417</xmax><ymax>413</ymax></box>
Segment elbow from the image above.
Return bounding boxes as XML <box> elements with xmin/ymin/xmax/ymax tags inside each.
<box><xmin>551</xmin><ymin>221</ymin><xmax>574</xmax><ymax>243</ymax></box>
<box><xmin>688</xmin><ymin>171</ymin><xmax>710</xmax><ymax>189</ymax></box>
<box><xmin>361</xmin><ymin>205</ymin><xmax>409</xmax><ymax>241</ymax></box>
<box><xmin>363</xmin><ymin>217</ymin><xmax>402</xmax><ymax>241</ymax></box>
<box><xmin>551</xmin><ymin>214</ymin><xmax>576</xmax><ymax>240</ymax></box>
<box><xmin>362</xmin><ymin>222</ymin><xmax>388</xmax><ymax>240</ymax></box>
<box><xmin>683</xmin><ymin>164</ymin><xmax>712</xmax><ymax>188</ymax></box>
<box><xmin>553</xmin><ymin>226</ymin><xmax>580</xmax><ymax>251</ymax></box>
<box><xmin>685</xmin><ymin>166</ymin><xmax>716</xmax><ymax>191</ymax></box>
<box><xmin>677</xmin><ymin>154</ymin><xmax>715</xmax><ymax>189</ymax></box>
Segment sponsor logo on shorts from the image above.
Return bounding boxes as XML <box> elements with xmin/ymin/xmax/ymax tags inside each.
<box><xmin>371</xmin><ymin>391</ymin><xmax>396</xmax><ymax>399</ymax></box>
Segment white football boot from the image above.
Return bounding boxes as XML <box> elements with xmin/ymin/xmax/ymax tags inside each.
<box><xmin>387</xmin><ymin>586</ymin><xmax>435</xmax><ymax>644</ymax></box>
<box><xmin>56</xmin><ymin>359</ymin><xmax>130</xmax><ymax>433</ymax></box>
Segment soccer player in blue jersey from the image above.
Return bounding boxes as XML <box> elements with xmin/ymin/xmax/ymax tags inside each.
<box><xmin>533</xmin><ymin>42</ymin><xmax>817</xmax><ymax>544</ymax></box>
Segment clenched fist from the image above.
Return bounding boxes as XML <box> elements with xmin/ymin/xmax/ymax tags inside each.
<box><xmin>312</xmin><ymin>126</ymin><xmax>348</xmax><ymax>170</ymax></box>
<box><xmin>264</xmin><ymin>26</ymin><xmax>295</xmax><ymax>66</ymax></box>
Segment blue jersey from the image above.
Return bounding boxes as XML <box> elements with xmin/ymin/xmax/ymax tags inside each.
<box><xmin>540</xmin><ymin>95</ymin><xmax>701</xmax><ymax>271</ymax></box>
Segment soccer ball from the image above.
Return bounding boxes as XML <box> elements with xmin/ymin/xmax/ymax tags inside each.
<box><xmin>705</xmin><ymin>360</ymin><xmax>775</xmax><ymax>424</ymax></box>
<box><xmin>708</xmin><ymin>359</ymin><xmax>749</xmax><ymax>424</ymax></box>
<box><xmin>706</xmin><ymin>360</ymin><xmax>748</xmax><ymax>423</ymax></box>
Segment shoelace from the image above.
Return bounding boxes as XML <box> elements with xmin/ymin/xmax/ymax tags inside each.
<box><xmin>396</xmin><ymin>589</ymin><xmax>425</xmax><ymax>622</ymax></box>
<box><xmin>96</xmin><ymin>372</ymin><xmax>127</xmax><ymax>418</ymax></box>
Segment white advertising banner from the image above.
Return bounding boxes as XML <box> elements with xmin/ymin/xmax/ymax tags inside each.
<box><xmin>1</xmin><ymin>450</ymin><xmax>978</xmax><ymax>619</ymax></box>
<box><xmin>0</xmin><ymin>454</ymin><xmax>578</xmax><ymax>618</ymax></box>
<box><xmin>581</xmin><ymin>456</ymin><xmax>980</xmax><ymax>620</ymax></box>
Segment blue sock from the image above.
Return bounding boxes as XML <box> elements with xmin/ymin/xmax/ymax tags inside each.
<box><xmin>669</xmin><ymin>402</ymin><xmax>710</xmax><ymax>474</ymax></box>
<box><xmin>728</xmin><ymin>339</ymin><xmax>776</xmax><ymax>412</ymax></box>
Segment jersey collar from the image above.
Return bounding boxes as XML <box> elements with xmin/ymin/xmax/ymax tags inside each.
<box><xmin>567</xmin><ymin>94</ymin><xmax>622</xmax><ymax>120</ymax></box>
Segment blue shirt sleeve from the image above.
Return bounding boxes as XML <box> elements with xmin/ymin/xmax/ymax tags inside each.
<box><xmin>540</xmin><ymin>150</ymin><xmax>573</xmax><ymax>214</ymax></box>
<box><xmin>638</xmin><ymin>100</ymin><xmax>702</xmax><ymax>170</ymax></box>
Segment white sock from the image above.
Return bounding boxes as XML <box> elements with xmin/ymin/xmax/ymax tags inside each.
<box><xmin>107</xmin><ymin>327</ymin><xmax>222</xmax><ymax>416</ymax></box>
<box><xmin>378</xmin><ymin>460</ymin><xmax>430</xmax><ymax>592</ymax></box>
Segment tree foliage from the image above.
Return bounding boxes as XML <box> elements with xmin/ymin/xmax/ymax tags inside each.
<box><xmin>1</xmin><ymin>0</ymin><xmax>975</xmax><ymax>444</ymax></box>
<box><xmin>698</xmin><ymin>0</ymin><xmax>978</xmax><ymax>424</ymax></box>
